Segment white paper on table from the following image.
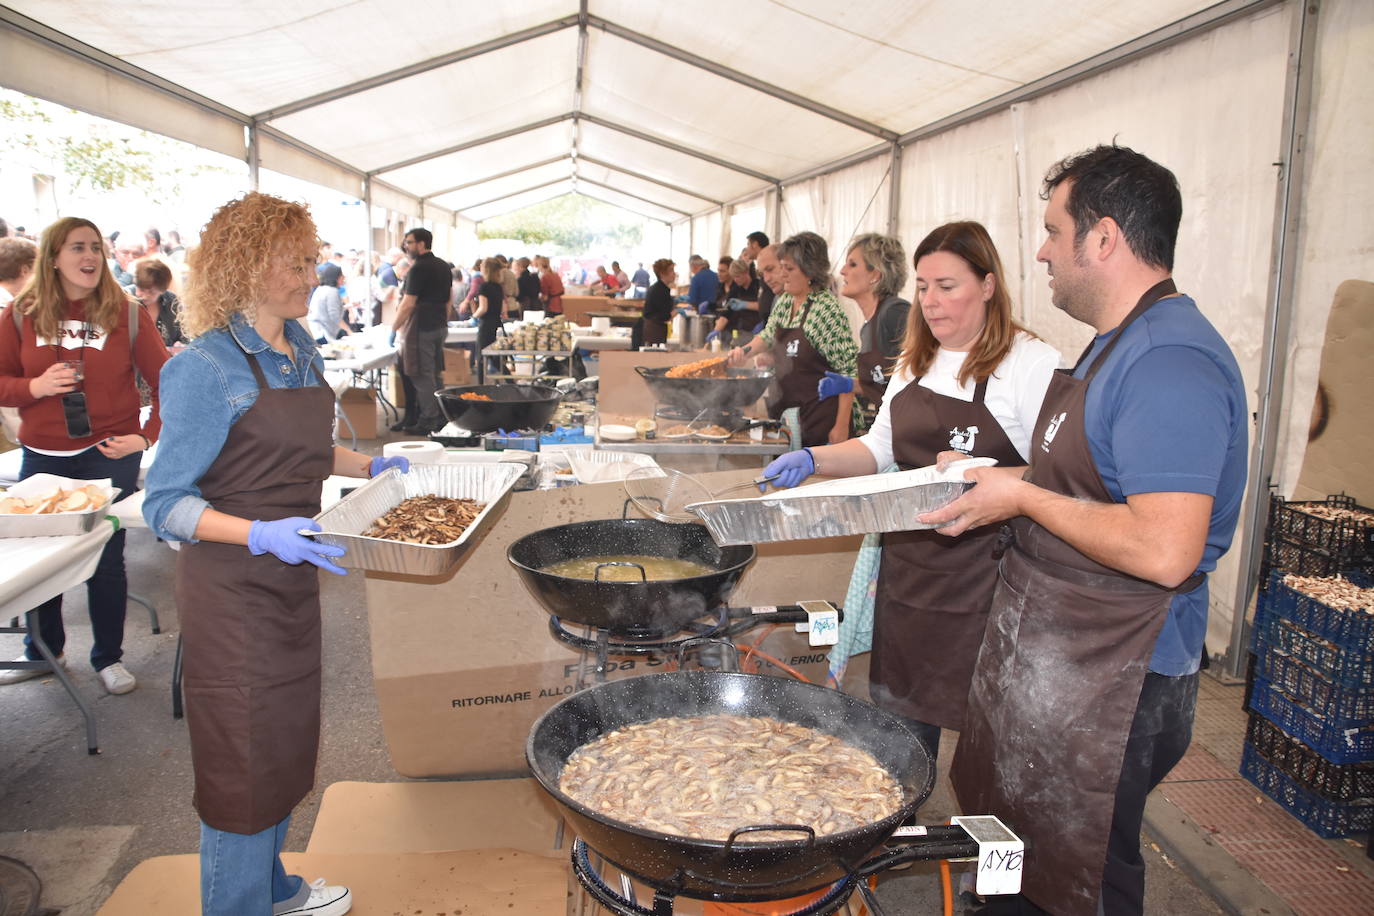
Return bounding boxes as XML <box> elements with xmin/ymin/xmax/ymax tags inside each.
<box><xmin>1</xmin><ymin>473</ymin><xmax>119</xmax><ymax>512</ymax></box>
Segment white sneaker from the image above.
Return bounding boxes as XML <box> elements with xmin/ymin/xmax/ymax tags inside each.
<box><xmin>0</xmin><ymin>653</ymin><xmax>66</xmax><ymax>686</ymax></box>
<box><xmin>98</xmin><ymin>662</ymin><xmax>137</xmax><ymax>695</ymax></box>
<box><xmin>274</xmin><ymin>878</ymin><xmax>352</xmax><ymax>916</ymax></box>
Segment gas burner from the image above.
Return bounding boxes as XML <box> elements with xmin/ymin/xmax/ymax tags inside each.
<box><xmin>547</xmin><ymin>608</ymin><xmax>730</xmax><ymax>654</ymax></box>
<box><xmin>652</xmin><ymin>404</ymin><xmax>746</xmax><ymax>426</ymax></box>
<box><xmin>571</xmin><ymin>838</ymin><xmax>862</xmax><ymax>916</ymax></box>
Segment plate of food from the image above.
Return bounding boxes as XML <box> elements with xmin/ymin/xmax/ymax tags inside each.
<box><xmin>0</xmin><ymin>473</ymin><xmax>119</xmax><ymax>537</ymax></box>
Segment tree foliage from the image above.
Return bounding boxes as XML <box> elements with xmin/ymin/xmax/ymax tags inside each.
<box><xmin>476</xmin><ymin>193</ymin><xmax>644</xmax><ymax>253</ymax></box>
<box><xmin>0</xmin><ymin>93</ymin><xmax>234</xmax><ymax>204</ymax></box>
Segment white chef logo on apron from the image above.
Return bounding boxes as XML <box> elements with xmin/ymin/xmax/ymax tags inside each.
<box><xmin>871</xmin><ymin>364</ymin><xmax>886</xmax><ymax>384</ymax></box>
<box><xmin>36</xmin><ymin>320</ymin><xmax>107</xmax><ymax>351</ymax></box>
<box><xmin>785</xmin><ymin>338</ymin><xmax>800</xmax><ymax>357</ymax></box>
<box><xmin>1041</xmin><ymin>411</ymin><xmax>1068</xmax><ymax>453</ymax></box>
<box><xmin>949</xmin><ymin>425</ymin><xmax>979</xmax><ymax>453</ymax></box>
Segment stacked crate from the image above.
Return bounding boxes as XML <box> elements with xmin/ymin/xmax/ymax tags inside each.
<box><xmin>1245</xmin><ymin>495</ymin><xmax>1374</xmax><ymax>838</ymax></box>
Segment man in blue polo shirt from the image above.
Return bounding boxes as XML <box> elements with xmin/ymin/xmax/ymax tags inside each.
<box><xmin>685</xmin><ymin>255</ymin><xmax>719</xmax><ymax>315</ymax></box>
<box><xmin>924</xmin><ymin>144</ymin><xmax>1248</xmax><ymax>916</ymax></box>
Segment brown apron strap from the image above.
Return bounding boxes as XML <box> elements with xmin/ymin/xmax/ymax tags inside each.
<box><xmin>1070</xmin><ymin>278</ymin><xmax>1178</xmax><ymax>376</ymax></box>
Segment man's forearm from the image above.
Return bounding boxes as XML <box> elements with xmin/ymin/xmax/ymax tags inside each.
<box><xmin>1016</xmin><ymin>484</ymin><xmax>1210</xmax><ymax>588</ymax></box>
<box><xmin>394</xmin><ymin>295</ymin><xmax>417</xmax><ymax>329</ymax></box>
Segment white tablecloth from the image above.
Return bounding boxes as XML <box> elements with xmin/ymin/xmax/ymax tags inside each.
<box><xmin>0</xmin><ymin>522</ymin><xmax>115</xmax><ymax>618</ymax></box>
<box><xmin>321</xmin><ymin>346</ymin><xmax>397</xmax><ymax>374</ymax></box>
<box><xmin>571</xmin><ymin>333</ymin><xmax>632</xmax><ymax>351</ymax></box>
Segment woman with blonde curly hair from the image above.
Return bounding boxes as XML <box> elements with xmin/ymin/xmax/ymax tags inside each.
<box><xmin>0</xmin><ymin>216</ymin><xmax>168</xmax><ymax>696</ymax></box>
<box><xmin>144</xmin><ymin>192</ymin><xmax>404</xmax><ymax>916</ymax></box>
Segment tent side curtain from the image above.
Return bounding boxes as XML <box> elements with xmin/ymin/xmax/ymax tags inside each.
<box><xmin>780</xmin><ymin>156</ymin><xmax>893</xmax><ymax>279</ymax></box>
<box><xmin>0</xmin><ymin>25</ymin><xmax>247</xmax><ymax>162</ymax></box>
<box><xmin>370</xmin><ymin>181</ymin><xmax>424</xmax><ymax>218</ymax></box>
<box><xmin>727</xmin><ymin>195</ymin><xmax>768</xmax><ymax>258</ymax></box>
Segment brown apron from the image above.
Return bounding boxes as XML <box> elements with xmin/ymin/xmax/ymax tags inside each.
<box><xmin>870</xmin><ymin>374</ymin><xmax>1024</xmax><ymax>729</ymax></box>
<box><xmin>771</xmin><ymin>295</ymin><xmax>842</xmax><ymax>447</ymax></box>
<box><xmin>854</xmin><ymin>295</ymin><xmax>905</xmax><ymax>411</ymax></box>
<box><xmin>950</xmin><ymin>280</ymin><xmax>1202</xmax><ymax>916</ymax></box>
<box><xmin>177</xmin><ymin>344</ymin><xmax>335</xmax><ymax>834</ymax></box>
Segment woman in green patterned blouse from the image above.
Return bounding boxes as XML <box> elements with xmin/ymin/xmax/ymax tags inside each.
<box><xmin>728</xmin><ymin>231</ymin><xmax>857</xmax><ymax>445</ymax></box>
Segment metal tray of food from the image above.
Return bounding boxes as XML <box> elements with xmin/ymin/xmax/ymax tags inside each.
<box><xmin>310</xmin><ymin>463</ymin><xmax>523</xmax><ymax>575</ymax></box>
<box><xmin>684</xmin><ymin>460</ymin><xmax>994</xmax><ymax>546</ymax></box>
<box><xmin>0</xmin><ymin>477</ymin><xmax>119</xmax><ymax>539</ymax></box>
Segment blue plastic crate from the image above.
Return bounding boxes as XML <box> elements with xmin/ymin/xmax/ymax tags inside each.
<box><xmin>1259</xmin><ymin>615</ymin><xmax>1374</xmax><ymax>691</ymax></box>
<box><xmin>1254</xmin><ymin>648</ymin><xmax>1374</xmax><ymax>724</ymax></box>
<box><xmin>1242</xmin><ymin>742</ymin><xmax>1374</xmax><ymax>838</ymax></box>
<box><xmin>1249</xmin><ymin>675</ymin><xmax>1374</xmax><ymax>764</ymax></box>
<box><xmin>1246</xmin><ymin>712</ymin><xmax>1374</xmax><ymax>802</ymax></box>
<box><xmin>1262</xmin><ymin>571</ymin><xmax>1374</xmax><ymax>654</ymax></box>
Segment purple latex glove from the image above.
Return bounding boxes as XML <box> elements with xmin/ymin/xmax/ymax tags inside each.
<box><xmin>369</xmin><ymin>456</ymin><xmax>410</xmax><ymax>478</ymax></box>
<box><xmin>248</xmin><ymin>517</ymin><xmax>347</xmax><ymax>575</ymax></box>
<box><xmin>761</xmin><ymin>448</ymin><xmax>815</xmax><ymax>490</ymax></box>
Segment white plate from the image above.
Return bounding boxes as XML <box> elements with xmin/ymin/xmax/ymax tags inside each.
<box><xmin>600</xmin><ymin>424</ymin><xmax>636</xmax><ymax>442</ymax></box>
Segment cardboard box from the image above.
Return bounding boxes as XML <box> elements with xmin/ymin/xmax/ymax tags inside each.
<box><xmin>442</xmin><ymin>345</ymin><xmax>473</xmax><ymax>388</ymax></box>
<box><xmin>367</xmin><ymin>469</ymin><xmax>861</xmax><ymax>779</ymax></box>
<box><xmin>338</xmin><ymin>386</ymin><xmax>380</xmax><ymax>439</ymax></box>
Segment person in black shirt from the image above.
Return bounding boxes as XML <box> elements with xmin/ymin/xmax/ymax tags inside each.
<box><xmin>394</xmin><ymin>228</ymin><xmax>450</xmax><ymax>435</ymax></box>
<box><xmin>473</xmin><ymin>257</ymin><xmax>506</xmax><ymax>380</ymax></box>
<box><xmin>514</xmin><ymin>256</ymin><xmax>540</xmax><ymax>319</ymax></box>
<box><xmin>710</xmin><ymin>258</ymin><xmax>762</xmax><ymax>345</ymax></box>
<box><xmin>634</xmin><ymin>259</ymin><xmax>676</xmax><ymax>350</ymax></box>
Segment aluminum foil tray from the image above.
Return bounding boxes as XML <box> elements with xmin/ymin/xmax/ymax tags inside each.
<box><xmin>0</xmin><ymin>501</ymin><xmax>114</xmax><ymax>538</ymax></box>
<box><xmin>311</xmin><ymin>463</ymin><xmax>523</xmax><ymax>575</ymax></box>
<box><xmin>684</xmin><ymin>462</ymin><xmax>993</xmax><ymax>546</ymax></box>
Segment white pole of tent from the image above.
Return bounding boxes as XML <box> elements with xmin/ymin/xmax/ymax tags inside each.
<box><xmin>769</xmin><ymin>185</ymin><xmax>782</xmax><ymax>242</ymax></box>
<box><xmin>364</xmin><ymin>176</ymin><xmax>374</xmax><ymax>325</ymax></box>
<box><xmin>246</xmin><ymin>122</ymin><xmax>260</xmax><ymax>191</ymax></box>
<box><xmin>886</xmin><ymin>142</ymin><xmax>902</xmax><ymax>237</ymax></box>
<box><xmin>1225</xmin><ymin>0</ymin><xmax>1319</xmax><ymax>677</ymax></box>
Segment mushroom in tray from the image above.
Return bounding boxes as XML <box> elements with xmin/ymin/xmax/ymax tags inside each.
<box><xmin>363</xmin><ymin>495</ymin><xmax>485</xmax><ymax>545</ymax></box>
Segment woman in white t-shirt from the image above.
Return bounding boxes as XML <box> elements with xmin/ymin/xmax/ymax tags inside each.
<box><xmin>762</xmin><ymin>221</ymin><xmax>1060</xmax><ymax>762</ymax></box>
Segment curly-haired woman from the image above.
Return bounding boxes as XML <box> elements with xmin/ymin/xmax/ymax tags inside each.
<box><xmin>144</xmin><ymin>192</ymin><xmax>406</xmax><ymax>916</ymax></box>
<box><xmin>0</xmin><ymin>216</ymin><xmax>168</xmax><ymax>695</ymax></box>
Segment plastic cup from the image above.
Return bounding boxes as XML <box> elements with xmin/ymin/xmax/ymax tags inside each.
<box><xmin>61</xmin><ymin>361</ymin><xmax>84</xmax><ymax>383</ymax></box>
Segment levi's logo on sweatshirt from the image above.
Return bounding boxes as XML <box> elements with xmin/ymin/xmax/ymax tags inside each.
<box><xmin>35</xmin><ymin>321</ymin><xmax>108</xmax><ymax>351</ymax></box>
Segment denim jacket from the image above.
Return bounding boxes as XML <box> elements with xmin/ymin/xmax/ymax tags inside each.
<box><xmin>142</xmin><ymin>314</ymin><xmax>328</xmax><ymax>542</ymax></box>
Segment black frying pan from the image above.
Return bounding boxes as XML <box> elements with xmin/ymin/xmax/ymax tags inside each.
<box><xmin>435</xmin><ymin>384</ymin><xmax>561</xmax><ymax>433</ymax></box>
<box><xmin>526</xmin><ymin>671</ymin><xmax>935</xmax><ymax>900</ymax></box>
<box><xmin>507</xmin><ymin>519</ymin><xmax>755</xmax><ymax>636</ymax></box>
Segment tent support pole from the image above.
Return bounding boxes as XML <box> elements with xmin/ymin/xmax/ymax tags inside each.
<box><xmin>1223</xmin><ymin>0</ymin><xmax>1319</xmax><ymax>678</ymax></box>
<box><xmin>246</xmin><ymin>122</ymin><xmax>260</xmax><ymax>190</ymax></box>
<box><xmin>886</xmin><ymin>143</ymin><xmax>902</xmax><ymax>237</ymax></box>
<box><xmin>769</xmin><ymin>185</ymin><xmax>782</xmax><ymax>242</ymax></box>
<box><xmin>363</xmin><ymin>177</ymin><xmax>374</xmax><ymax>325</ymax></box>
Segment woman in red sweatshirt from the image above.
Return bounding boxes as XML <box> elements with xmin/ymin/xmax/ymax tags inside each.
<box><xmin>0</xmin><ymin>216</ymin><xmax>168</xmax><ymax>695</ymax></box>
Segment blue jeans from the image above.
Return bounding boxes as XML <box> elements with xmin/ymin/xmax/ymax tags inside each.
<box><xmin>200</xmin><ymin>815</ymin><xmax>306</xmax><ymax>916</ymax></box>
<box><xmin>19</xmin><ymin>447</ymin><xmax>141</xmax><ymax>671</ymax></box>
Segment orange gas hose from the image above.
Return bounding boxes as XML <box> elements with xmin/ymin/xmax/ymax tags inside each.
<box><xmin>940</xmin><ymin>857</ymin><xmax>954</xmax><ymax>916</ymax></box>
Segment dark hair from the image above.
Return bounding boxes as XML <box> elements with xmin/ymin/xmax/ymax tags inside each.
<box><xmin>899</xmin><ymin>221</ymin><xmax>1031</xmax><ymax>387</ymax></box>
<box><xmin>1041</xmin><ymin>144</ymin><xmax>1181</xmax><ymax>271</ymax></box>
<box><xmin>135</xmin><ymin>259</ymin><xmax>173</xmax><ymax>291</ymax></box>
<box><xmin>0</xmin><ymin>217</ymin><xmax>9</xmax><ymax>238</ymax></box>
<box><xmin>777</xmin><ymin>231</ymin><xmax>830</xmax><ymax>291</ymax></box>
<box><xmin>146</xmin><ymin>227</ymin><xmax>162</xmax><ymax>247</ymax></box>
<box><xmin>747</xmin><ymin>231</ymin><xmax>769</xmax><ymax>248</ymax></box>
<box><xmin>718</xmin><ymin>255</ymin><xmax>733</xmax><ymax>268</ymax></box>
<box><xmin>406</xmin><ymin>227</ymin><xmax>433</xmax><ymax>248</ymax></box>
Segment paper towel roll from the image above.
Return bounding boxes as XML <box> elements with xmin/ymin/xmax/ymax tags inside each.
<box><xmin>591</xmin><ymin>316</ymin><xmax>611</xmax><ymax>334</ymax></box>
<box><xmin>383</xmin><ymin>439</ymin><xmax>444</xmax><ymax>463</ymax></box>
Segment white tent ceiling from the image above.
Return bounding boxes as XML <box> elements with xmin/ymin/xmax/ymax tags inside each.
<box><xmin>0</xmin><ymin>0</ymin><xmax>1241</xmax><ymax>226</ymax></box>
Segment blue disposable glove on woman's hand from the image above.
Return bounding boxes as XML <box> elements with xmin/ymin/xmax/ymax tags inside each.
<box><xmin>369</xmin><ymin>456</ymin><xmax>410</xmax><ymax>478</ymax></box>
<box><xmin>705</xmin><ymin>329</ymin><xmax>720</xmax><ymax>343</ymax></box>
<box><xmin>248</xmin><ymin>518</ymin><xmax>347</xmax><ymax>576</ymax></box>
<box><xmin>762</xmin><ymin>448</ymin><xmax>816</xmax><ymax>490</ymax></box>
<box><xmin>817</xmin><ymin>371</ymin><xmax>854</xmax><ymax>401</ymax></box>
<box><xmin>726</xmin><ymin>298</ymin><xmax>747</xmax><ymax>312</ymax></box>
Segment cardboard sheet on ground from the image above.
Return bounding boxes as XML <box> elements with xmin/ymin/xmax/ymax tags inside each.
<box><xmin>96</xmin><ymin>849</ymin><xmax>567</xmax><ymax>915</ymax></box>
<box><xmin>307</xmin><ymin>779</ymin><xmax>565</xmax><ymax>857</ymax></box>
<box><xmin>366</xmin><ymin>468</ymin><xmax>861</xmax><ymax>778</ymax></box>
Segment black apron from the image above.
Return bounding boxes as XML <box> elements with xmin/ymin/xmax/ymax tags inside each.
<box><xmin>177</xmin><ymin>345</ymin><xmax>335</xmax><ymax>834</ymax></box>
<box><xmin>854</xmin><ymin>295</ymin><xmax>906</xmax><ymax>413</ymax></box>
<box><xmin>870</xmin><ymin>374</ymin><xmax>1024</xmax><ymax>729</ymax></box>
<box><xmin>771</xmin><ymin>295</ymin><xmax>842</xmax><ymax>447</ymax></box>
<box><xmin>950</xmin><ymin>280</ymin><xmax>1203</xmax><ymax>916</ymax></box>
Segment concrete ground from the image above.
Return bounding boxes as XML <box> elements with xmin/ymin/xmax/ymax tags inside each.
<box><xmin>0</xmin><ymin>423</ymin><xmax>1288</xmax><ymax>915</ymax></box>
